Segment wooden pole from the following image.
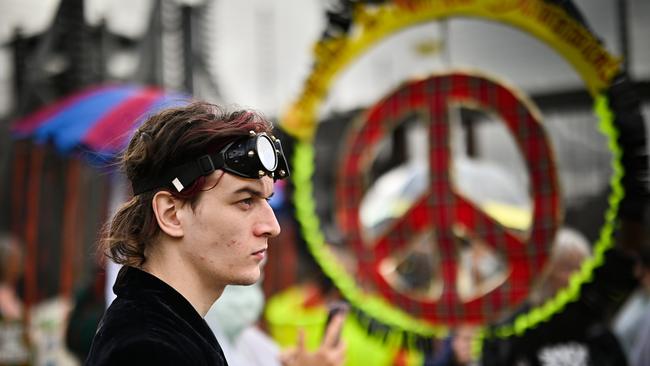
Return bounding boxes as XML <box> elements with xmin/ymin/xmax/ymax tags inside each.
<box><xmin>24</xmin><ymin>145</ymin><xmax>45</xmax><ymax>321</ymax></box>
<box><xmin>59</xmin><ymin>158</ymin><xmax>80</xmax><ymax>298</ymax></box>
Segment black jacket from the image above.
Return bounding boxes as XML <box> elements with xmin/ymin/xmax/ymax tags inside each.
<box><xmin>85</xmin><ymin>266</ymin><xmax>228</xmax><ymax>365</ymax></box>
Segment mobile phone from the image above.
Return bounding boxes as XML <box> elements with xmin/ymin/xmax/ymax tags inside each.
<box><xmin>324</xmin><ymin>301</ymin><xmax>348</xmax><ymax>345</ymax></box>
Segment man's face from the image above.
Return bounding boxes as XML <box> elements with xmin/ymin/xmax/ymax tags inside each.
<box><xmin>178</xmin><ymin>171</ymin><xmax>280</xmax><ymax>290</ymax></box>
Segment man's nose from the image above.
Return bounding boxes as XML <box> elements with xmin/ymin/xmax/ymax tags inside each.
<box><xmin>257</xmin><ymin>202</ymin><xmax>281</xmax><ymax>238</ymax></box>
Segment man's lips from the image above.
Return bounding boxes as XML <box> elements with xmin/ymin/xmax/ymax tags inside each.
<box><xmin>251</xmin><ymin>248</ymin><xmax>267</xmax><ymax>256</ymax></box>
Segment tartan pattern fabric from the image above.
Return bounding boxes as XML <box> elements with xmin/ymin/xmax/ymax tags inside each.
<box><xmin>335</xmin><ymin>72</ymin><xmax>560</xmax><ymax>325</ymax></box>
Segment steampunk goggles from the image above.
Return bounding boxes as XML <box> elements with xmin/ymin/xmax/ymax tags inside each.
<box><xmin>132</xmin><ymin>131</ymin><xmax>290</xmax><ymax>195</ymax></box>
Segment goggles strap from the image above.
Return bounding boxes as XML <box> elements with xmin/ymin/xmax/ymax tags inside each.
<box><xmin>131</xmin><ymin>153</ymin><xmax>225</xmax><ymax>195</ymax></box>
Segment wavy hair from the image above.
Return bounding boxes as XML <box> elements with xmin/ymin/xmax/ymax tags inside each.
<box><xmin>101</xmin><ymin>102</ymin><xmax>273</xmax><ymax>267</ymax></box>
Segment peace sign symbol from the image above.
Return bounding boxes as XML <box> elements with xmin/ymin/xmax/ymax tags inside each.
<box><xmin>336</xmin><ymin>72</ymin><xmax>561</xmax><ymax>324</ymax></box>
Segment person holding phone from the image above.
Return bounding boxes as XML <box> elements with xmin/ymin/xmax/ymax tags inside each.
<box><xmin>279</xmin><ymin>306</ymin><xmax>347</xmax><ymax>366</ymax></box>
<box><xmin>206</xmin><ymin>275</ymin><xmax>347</xmax><ymax>366</ymax></box>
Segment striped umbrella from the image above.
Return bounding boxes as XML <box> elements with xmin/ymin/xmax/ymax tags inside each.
<box><xmin>11</xmin><ymin>83</ymin><xmax>190</xmax><ymax>160</ymax></box>
<box><xmin>8</xmin><ymin>84</ymin><xmax>189</xmax><ymax>311</ymax></box>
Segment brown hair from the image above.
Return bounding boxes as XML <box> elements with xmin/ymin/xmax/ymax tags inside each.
<box><xmin>101</xmin><ymin>101</ymin><xmax>273</xmax><ymax>267</ymax></box>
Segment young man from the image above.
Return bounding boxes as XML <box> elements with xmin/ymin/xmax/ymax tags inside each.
<box><xmin>86</xmin><ymin>102</ymin><xmax>345</xmax><ymax>366</ymax></box>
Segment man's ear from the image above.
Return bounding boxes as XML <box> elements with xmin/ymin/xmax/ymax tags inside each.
<box><xmin>152</xmin><ymin>191</ymin><xmax>184</xmax><ymax>238</ymax></box>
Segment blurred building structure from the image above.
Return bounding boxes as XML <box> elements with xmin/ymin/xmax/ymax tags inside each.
<box><xmin>0</xmin><ymin>0</ymin><xmax>647</xmax><ymax>363</ymax></box>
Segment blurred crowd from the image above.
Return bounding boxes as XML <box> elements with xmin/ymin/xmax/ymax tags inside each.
<box><xmin>1</xmin><ymin>218</ymin><xmax>650</xmax><ymax>366</ymax></box>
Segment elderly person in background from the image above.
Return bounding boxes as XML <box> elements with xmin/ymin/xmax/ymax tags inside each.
<box><xmin>482</xmin><ymin>227</ymin><xmax>632</xmax><ymax>366</ymax></box>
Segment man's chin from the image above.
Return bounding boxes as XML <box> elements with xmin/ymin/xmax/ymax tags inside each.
<box><xmin>232</xmin><ymin>272</ymin><xmax>261</xmax><ymax>286</ymax></box>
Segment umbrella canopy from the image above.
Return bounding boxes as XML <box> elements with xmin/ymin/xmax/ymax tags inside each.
<box><xmin>6</xmin><ymin>84</ymin><xmax>190</xmax><ymax>310</ymax></box>
<box><xmin>11</xmin><ymin>84</ymin><xmax>189</xmax><ymax>160</ymax></box>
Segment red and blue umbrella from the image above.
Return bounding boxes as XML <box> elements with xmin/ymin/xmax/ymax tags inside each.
<box><xmin>8</xmin><ymin>84</ymin><xmax>190</xmax><ymax>308</ymax></box>
<box><xmin>11</xmin><ymin>84</ymin><xmax>190</xmax><ymax>160</ymax></box>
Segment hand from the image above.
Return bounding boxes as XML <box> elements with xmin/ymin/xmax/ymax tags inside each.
<box><xmin>279</xmin><ymin>312</ymin><xmax>347</xmax><ymax>366</ymax></box>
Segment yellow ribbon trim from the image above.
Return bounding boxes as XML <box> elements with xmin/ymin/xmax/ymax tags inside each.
<box><xmin>281</xmin><ymin>0</ymin><xmax>620</xmax><ymax>139</ymax></box>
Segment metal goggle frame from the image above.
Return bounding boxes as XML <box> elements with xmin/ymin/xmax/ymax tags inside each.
<box><xmin>132</xmin><ymin>131</ymin><xmax>290</xmax><ymax>195</ymax></box>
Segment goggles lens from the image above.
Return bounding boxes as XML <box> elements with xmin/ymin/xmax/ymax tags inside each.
<box><xmin>257</xmin><ymin>134</ymin><xmax>278</xmax><ymax>171</ymax></box>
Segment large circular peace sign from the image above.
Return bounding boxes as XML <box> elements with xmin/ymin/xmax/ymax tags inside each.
<box><xmin>285</xmin><ymin>0</ymin><xmax>627</xmax><ymax>340</ymax></box>
<box><xmin>336</xmin><ymin>72</ymin><xmax>560</xmax><ymax>324</ymax></box>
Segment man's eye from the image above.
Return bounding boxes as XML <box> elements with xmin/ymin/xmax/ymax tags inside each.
<box><xmin>239</xmin><ymin>198</ymin><xmax>254</xmax><ymax>207</ymax></box>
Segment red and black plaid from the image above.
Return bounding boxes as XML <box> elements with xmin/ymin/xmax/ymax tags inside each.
<box><xmin>335</xmin><ymin>72</ymin><xmax>560</xmax><ymax>325</ymax></box>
